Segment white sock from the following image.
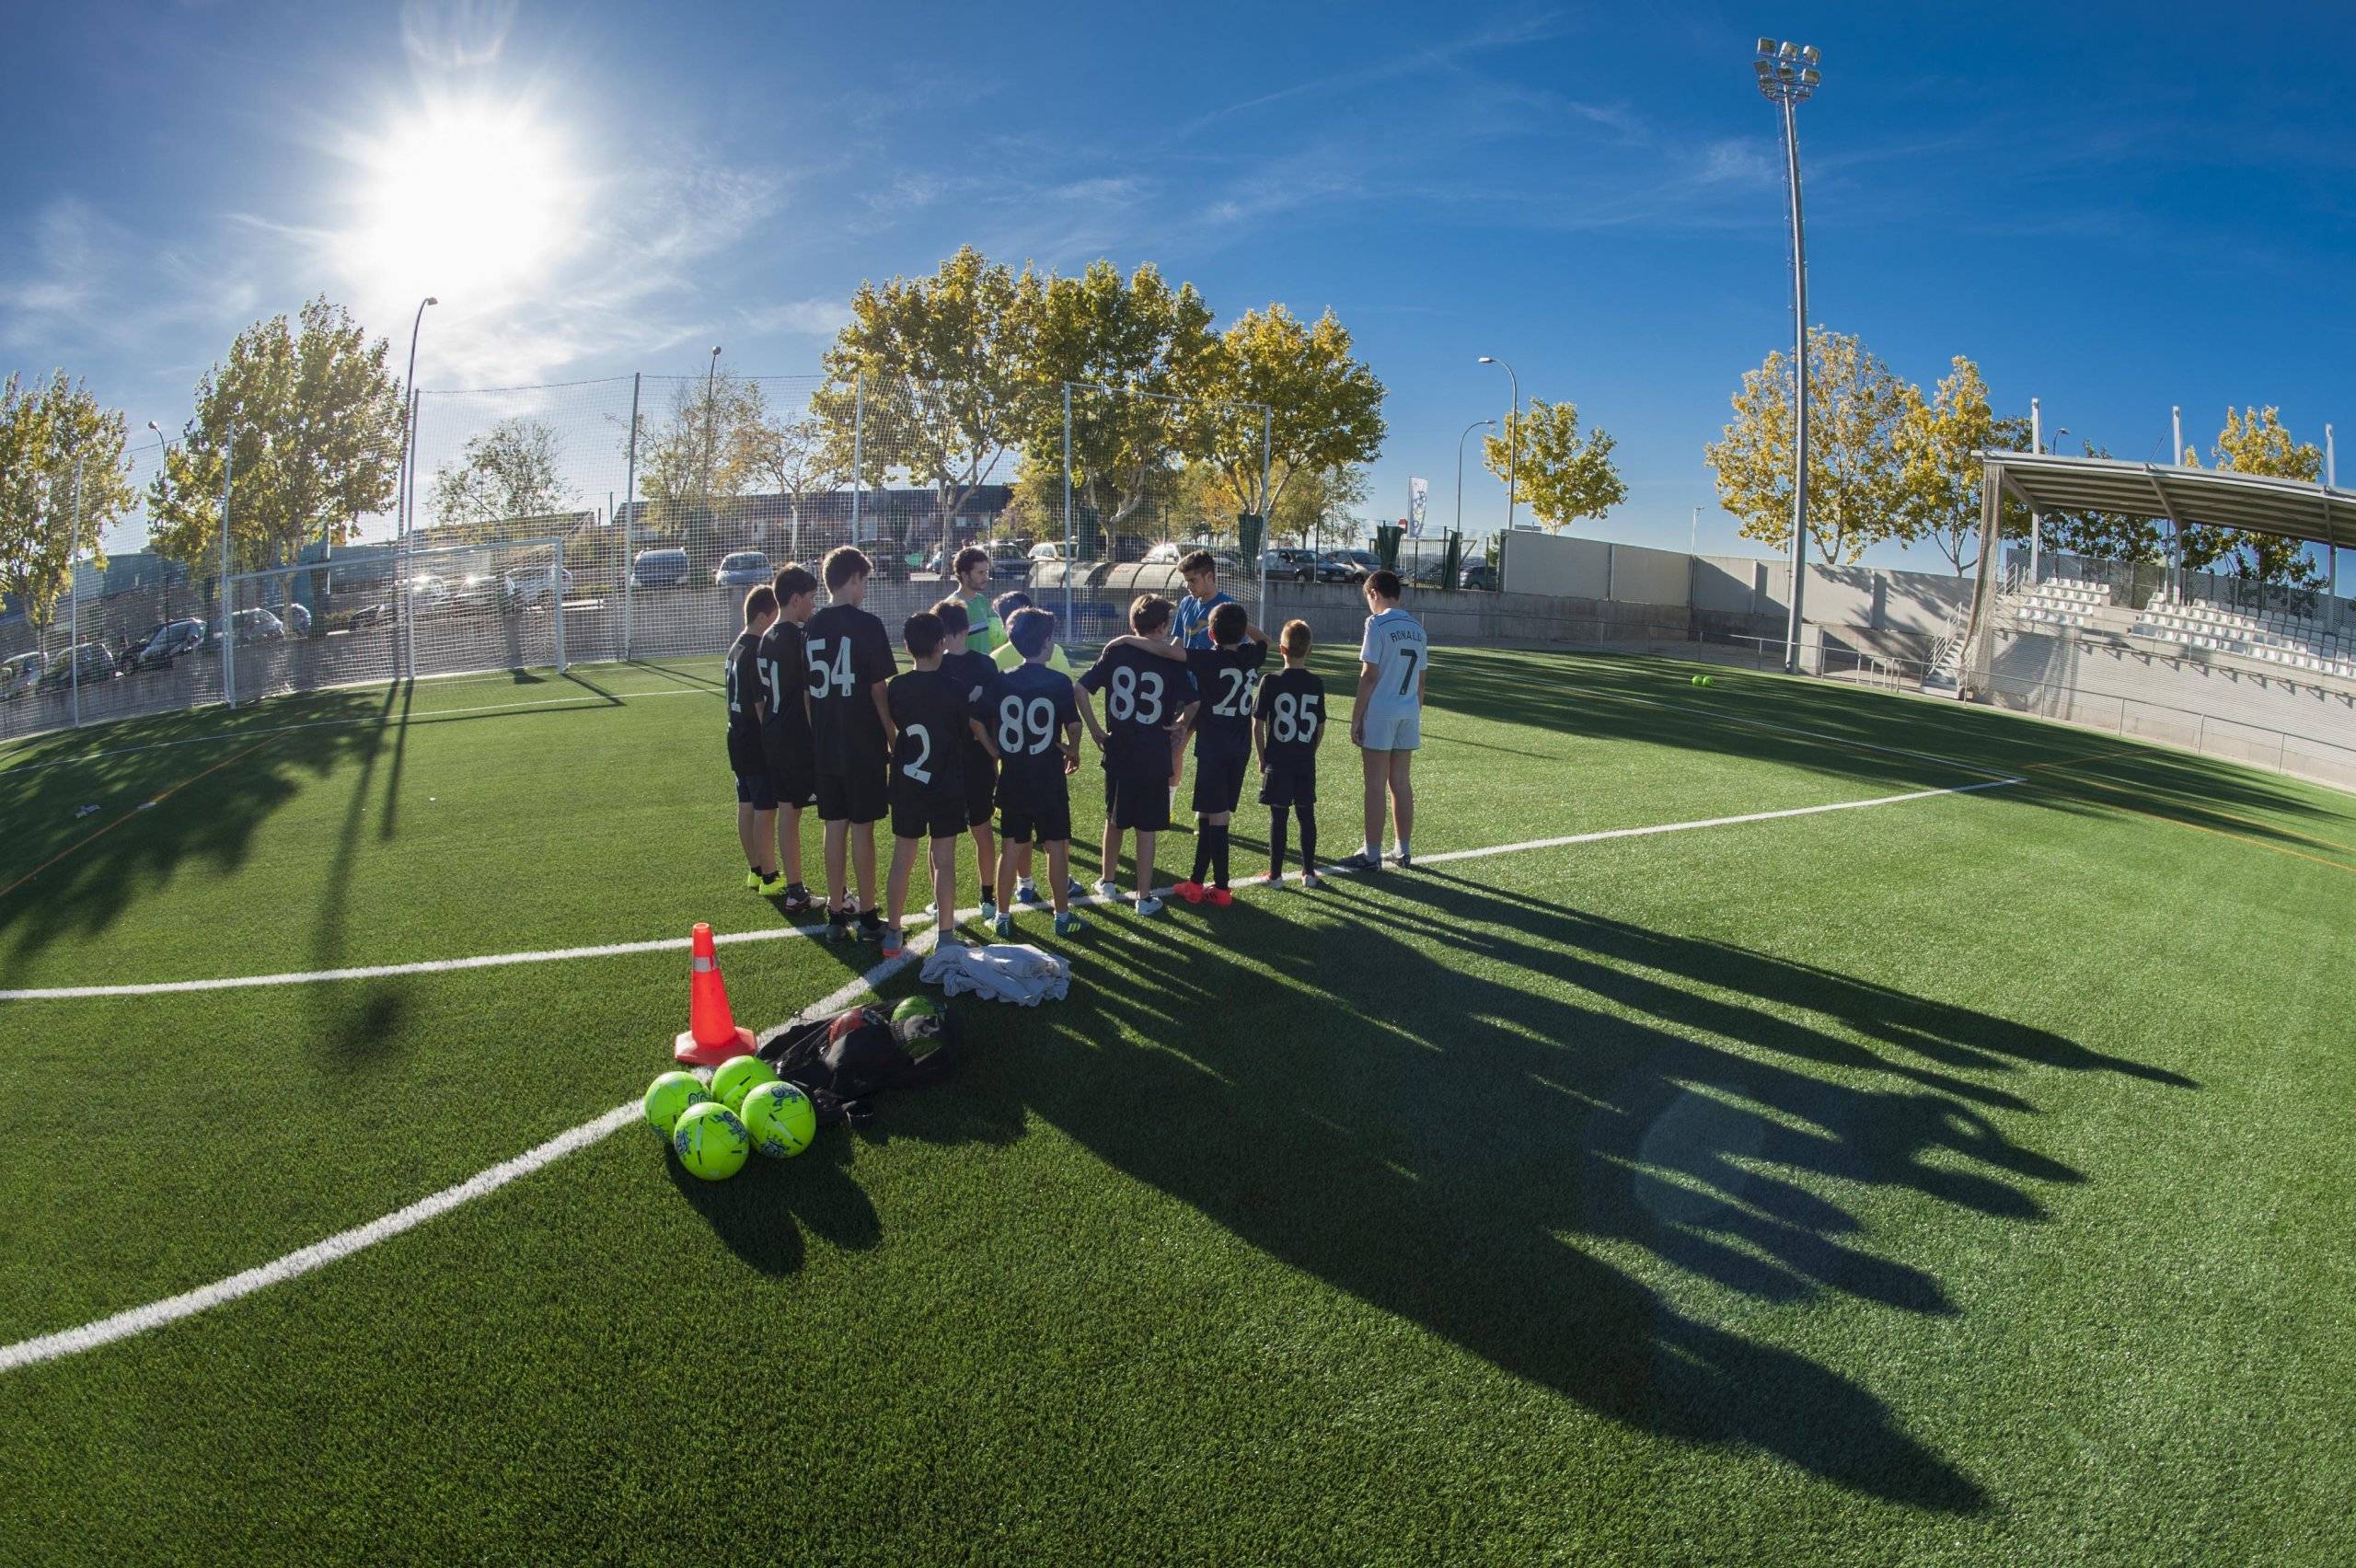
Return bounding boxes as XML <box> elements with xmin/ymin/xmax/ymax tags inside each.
<box><xmin>1394</xmin><ymin>838</ymin><xmax>1410</xmax><ymax>858</ymax></box>
<box><xmin>1361</xmin><ymin>841</ymin><xmax>1379</xmax><ymax>859</ymax></box>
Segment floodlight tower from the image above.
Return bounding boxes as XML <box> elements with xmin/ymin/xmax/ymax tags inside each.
<box><xmin>1754</xmin><ymin>38</ymin><xmax>1821</xmax><ymax>674</ymax></box>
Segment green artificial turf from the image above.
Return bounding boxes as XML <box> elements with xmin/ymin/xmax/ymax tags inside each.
<box><xmin>0</xmin><ymin>649</ymin><xmax>2350</xmax><ymax>1562</ymax></box>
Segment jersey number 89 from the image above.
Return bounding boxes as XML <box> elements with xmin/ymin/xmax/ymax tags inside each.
<box><xmin>998</xmin><ymin>695</ymin><xmax>1058</xmax><ymax>755</ymax></box>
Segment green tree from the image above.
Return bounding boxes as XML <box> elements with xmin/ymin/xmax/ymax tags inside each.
<box><xmin>811</xmin><ymin>246</ymin><xmax>1043</xmax><ymax>561</ymax></box>
<box><xmin>149</xmin><ymin>297</ymin><xmax>406</xmax><ymax>574</ymax></box>
<box><xmin>1894</xmin><ymin>356</ymin><xmax>2030</xmax><ymax>581</ymax></box>
<box><xmin>1481</xmin><ymin>397</ymin><xmax>1624</xmax><ymax>535</ymax></box>
<box><xmin>2179</xmin><ymin>406</ymin><xmax>2324</xmax><ymax>586</ymax></box>
<box><xmin>1704</xmin><ymin>327</ymin><xmax>1913</xmax><ymax>565</ymax></box>
<box><xmin>634</xmin><ymin>368</ymin><xmax>764</xmax><ymax>565</ymax></box>
<box><xmin>1015</xmin><ymin>259</ymin><xmax>1217</xmax><ymax>544</ymax></box>
<box><xmin>1183</xmin><ymin>305</ymin><xmax>1385</xmax><ymax>530</ymax></box>
<box><xmin>429</xmin><ymin>417</ymin><xmax>574</xmax><ymax>536</ymax></box>
<box><xmin>727</xmin><ymin>381</ymin><xmax>842</xmax><ymax>559</ymax></box>
<box><xmin>0</xmin><ymin>371</ymin><xmax>135</xmax><ymax>628</ymax></box>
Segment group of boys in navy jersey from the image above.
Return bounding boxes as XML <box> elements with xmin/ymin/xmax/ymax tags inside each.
<box><xmin>724</xmin><ymin>542</ymin><xmax>1417</xmax><ymax>955</ymax></box>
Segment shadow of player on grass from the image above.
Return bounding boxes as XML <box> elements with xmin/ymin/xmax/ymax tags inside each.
<box><xmin>936</xmin><ymin>870</ymin><xmax>2196</xmax><ymax>1513</ymax></box>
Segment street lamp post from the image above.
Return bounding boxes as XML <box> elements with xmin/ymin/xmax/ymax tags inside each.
<box><xmin>1476</xmin><ymin>357</ymin><xmax>1519</xmax><ymax>531</ymax></box>
<box><xmin>398</xmin><ymin>297</ymin><xmax>437</xmax><ymax>543</ymax></box>
<box><xmin>1454</xmin><ymin>418</ymin><xmax>1496</xmax><ymax>536</ymax></box>
<box><xmin>1754</xmin><ymin>38</ymin><xmax>1821</xmax><ymax>675</ymax></box>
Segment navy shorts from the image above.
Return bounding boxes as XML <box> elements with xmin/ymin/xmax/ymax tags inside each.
<box><xmin>735</xmin><ymin>770</ymin><xmax>779</xmax><ymax>810</ymax></box>
<box><xmin>1190</xmin><ymin>749</ymin><xmax>1248</xmax><ymax>816</ymax></box>
<box><xmin>763</xmin><ymin>728</ymin><xmax>815</xmax><ymax>811</ymax></box>
<box><xmin>962</xmin><ymin>749</ymin><xmax>998</xmax><ymax>828</ymax></box>
<box><xmin>1103</xmin><ymin>765</ymin><xmax>1170</xmax><ymax>833</ymax></box>
<box><xmin>1258</xmin><ymin>763</ymin><xmax>1316</xmax><ymax>810</ymax></box>
<box><xmin>890</xmin><ymin>780</ymin><xmax>965</xmax><ymax>841</ymax></box>
<box><xmin>816</xmin><ymin>761</ymin><xmax>888</xmax><ymax>825</ymax></box>
<box><xmin>999</xmin><ymin>781</ymin><xmax>1073</xmax><ymax>846</ymax></box>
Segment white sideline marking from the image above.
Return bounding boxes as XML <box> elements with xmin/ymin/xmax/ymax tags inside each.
<box><xmin>0</xmin><ymin>942</ymin><xmax>931</xmax><ymax>1375</ymax></box>
<box><xmin>0</xmin><ymin>778</ymin><xmax>2020</xmax><ymax>1003</ymax></box>
<box><xmin>0</xmin><ymin>777</ymin><xmax>2017</xmax><ymax>1371</ymax></box>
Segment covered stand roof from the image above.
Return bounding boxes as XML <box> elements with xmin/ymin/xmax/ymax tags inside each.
<box><xmin>1976</xmin><ymin>449</ymin><xmax>2354</xmax><ymax>554</ymax></box>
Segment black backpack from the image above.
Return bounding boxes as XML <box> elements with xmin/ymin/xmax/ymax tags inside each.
<box><xmin>755</xmin><ymin>1005</ymin><xmax>964</xmax><ymax>1127</ymax></box>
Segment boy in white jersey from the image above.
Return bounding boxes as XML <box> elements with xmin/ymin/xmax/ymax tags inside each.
<box><xmin>1337</xmin><ymin>570</ymin><xmax>1426</xmax><ymax>871</ymax></box>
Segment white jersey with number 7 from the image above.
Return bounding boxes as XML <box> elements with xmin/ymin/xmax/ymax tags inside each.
<box><xmin>1358</xmin><ymin>607</ymin><xmax>1428</xmax><ymax>714</ymax></box>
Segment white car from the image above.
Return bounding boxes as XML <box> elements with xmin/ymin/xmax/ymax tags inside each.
<box><xmin>502</xmin><ymin>566</ymin><xmax>575</xmax><ymax>609</ymax></box>
<box><xmin>1027</xmin><ymin>542</ymin><xmax>1065</xmax><ymax>565</ymax></box>
<box><xmin>407</xmin><ymin>574</ymin><xmax>453</xmax><ymax>614</ymax></box>
<box><xmin>0</xmin><ymin>650</ymin><xmax>46</xmax><ymax>700</ymax></box>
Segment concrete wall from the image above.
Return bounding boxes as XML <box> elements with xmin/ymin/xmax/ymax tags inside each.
<box><xmin>1497</xmin><ymin>531</ymin><xmax>1693</xmax><ymax>607</ymax></box>
<box><xmin>1264</xmin><ymin>578</ymin><xmax>1688</xmax><ymax>655</ymax></box>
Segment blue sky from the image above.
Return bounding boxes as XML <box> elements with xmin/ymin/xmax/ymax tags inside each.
<box><xmin>6</xmin><ymin>1</ymin><xmax>2353</xmax><ymax>569</ymax></box>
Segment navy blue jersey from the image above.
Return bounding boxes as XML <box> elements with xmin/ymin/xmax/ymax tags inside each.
<box><xmin>988</xmin><ymin>661</ymin><xmax>1081</xmax><ymax>804</ymax></box>
<box><xmin>1080</xmin><ymin>642</ymin><xmax>1194</xmax><ymax>775</ymax></box>
<box><xmin>1253</xmin><ymin>665</ymin><xmax>1327</xmax><ymax>772</ymax></box>
<box><xmin>724</xmin><ymin>631</ymin><xmax>764</xmax><ymax>743</ymax></box>
<box><xmin>756</xmin><ymin>617</ymin><xmax>813</xmax><ymax>752</ymax></box>
<box><xmin>805</xmin><ymin>604</ymin><xmax>895</xmax><ymax>768</ymax></box>
<box><xmin>1186</xmin><ymin>640</ymin><xmax>1267</xmax><ymax>758</ymax></box>
<box><xmin>885</xmin><ymin>667</ymin><xmax>968</xmax><ymax>800</ymax></box>
<box><xmin>941</xmin><ymin>646</ymin><xmax>1000</xmax><ymax>768</ymax></box>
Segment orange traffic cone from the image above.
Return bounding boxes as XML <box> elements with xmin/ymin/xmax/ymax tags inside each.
<box><xmin>674</xmin><ymin>922</ymin><xmax>757</xmax><ymax>1066</ymax></box>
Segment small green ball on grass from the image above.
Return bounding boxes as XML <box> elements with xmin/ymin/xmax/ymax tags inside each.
<box><xmin>741</xmin><ymin>1080</ymin><xmax>817</xmax><ymax>1159</ymax></box>
<box><xmin>710</xmin><ymin>1054</ymin><xmax>780</xmax><ymax>1112</ymax></box>
<box><xmin>672</xmin><ymin>1102</ymin><xmax>751</xmax><ymax>1181</ymax></box>
<box><xmin>642</xmin><ymin>1071</ymin><xmax>711</xmax><ymax>1137</ymax></box>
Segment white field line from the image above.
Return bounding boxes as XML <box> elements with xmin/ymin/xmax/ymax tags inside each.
<box><xmin>0</xmin><ymin>775</ymin><xmax>2019</xmax><ymax>1375</ymax></box>
<box><xmin>0</xmin><ymin>778</ymin><xmax>2022</xmax><ymax>1003</ymax></box>
<box><xmin>0</xmin><ymin>938</ymin><xmax>935</xmax><ymax>1375</ymax></box>
<box><xmin>0</xmin><ymin>685</ymin><xmax>710</xmax><ymax>775</ymax></box>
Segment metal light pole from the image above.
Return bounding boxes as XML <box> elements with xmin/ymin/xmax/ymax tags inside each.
<box><xmin>1454</xmin><ymin>418</ymin><xmax>1494</xmax><ymax>536</ymax></box>
<box><xmin>702</xmin><ymin>346</ymin><xmax>722</xmax><ymax>556</ymax></box>
<box><xmin>398</xmin><ymin>297</ymin><xmax>436</xmax><ymax>544</ymax></box>
<box><xmin>1755</xmin><ymin>38</ymin><xmax>1821</xmax><ymax>675</ymax></box>
<box><xmin>1476</xmin><ymin>357</ymin><xmax>1519</xmax><ymax>531</ymax></box>
<box><xmin>2172</xmin><ymin>404</ymin><xmax>2185</xmax><ymax>602</ymax></box>
<box><xmin>2327</xmin><ymin>424</ymin><xmax>2339</xmax><ymax>608</ymax></box>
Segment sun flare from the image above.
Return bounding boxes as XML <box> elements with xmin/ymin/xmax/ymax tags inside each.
<box><xmin>346</xmin><ymin>100</ymin><xmax>582</xmax><ymax>302</ymax></box>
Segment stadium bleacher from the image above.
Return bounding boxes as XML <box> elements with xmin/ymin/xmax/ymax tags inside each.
<box><xmin>2131</xmin><ymin>593</ymin><xmax>2356</xmax><ymax>682</ymax></box>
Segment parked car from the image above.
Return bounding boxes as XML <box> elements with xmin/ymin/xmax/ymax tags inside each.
<box><xmin>982</xmin><ymin>539</ymin><xmax>1034</xmax><ymax>582</ymax></box>
<box><xmin>1261</xmin><ymin>548</ymin><xmax>1322</xmax><ymax>582</ymax></box>
<box><xmin>407</xmin><ymin>573</ymin><xmax>453</xmax><ymax>614</ymax></box>
<box><xmin>1460</xmin><ymin>560</ymin><xmax>1496</xmax><ymax>591</ymax></box>
<box><xmin>630</xmin><ymin>548</ymin><xmax>690</xmax><ymax>589</ymax></box>
<box><xmin>503</xmin><ymin>565</ymin><xmax>575</xmax><ymax>609</ymax></box>
<box><xmin>713</xmin><ymin>550</ymin><xmax>771</xmax><ymax>588</ymax></box>
<box><xmin>1028</xmin><ymin>541</ymin><xmax>1065</xmax><ymax>567</ymax></box>
<box><xmin>0</xmin><ymin>650</ymin><xmax>46</xmax><ymax>699</ymax></box>
<box><xmin>1109</xmin><ymin>533</ymin><xmax>1150</xmax><ymax>564</ymax></box>
<box><xmin>205</xmin><ymin>608</ymin><xmax>285</xmax><ymax>649</ymax></box>
<box><xmin>449</xmin><ymin>571</ymin><xmax>503</xmax><ymax>613</ymax></box>
<box><xmin>1144</xmin><ymin>540</ymin><xmax>1246</xmax><ymax>574</ymax></box>
<box><xmin>283</xmin><ymin>602</ymin><xmax>313</xmax><ymax>638</ymax></box>
<box><xmin>132</xmin><ymin>618</ymin><xmax>207</xmax><ymax>671</ymax></box>
<box><xmin>850</xmin><ymin>535</ymin><xmax>910</xmax><ymax>582</ymax></box>
<box><xmin>1343</xmin><ymin>548</ymin><xmax>1382</xmax><ymax>577</ymax></box>
<box><xmin>37</xmin><ymin>642</ymin><xmax>119</xmax><ymax>692</ymax></box>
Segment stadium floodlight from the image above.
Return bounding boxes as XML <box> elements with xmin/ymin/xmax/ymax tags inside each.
<box><xmin>1477</xmin><ymin>356</ymin><xmax>1519</xmax><ymax>531</ymax></box>
<box><xmin>1753</xmin><ymin>39</ymin><xmax>1823</xmax><ymax>674</ymax></box>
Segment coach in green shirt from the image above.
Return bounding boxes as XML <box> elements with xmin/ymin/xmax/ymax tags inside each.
<box><xmin>951</xmin><ymin>547</ymin><xmax>1008</xmax><ymax>655</ymax></box>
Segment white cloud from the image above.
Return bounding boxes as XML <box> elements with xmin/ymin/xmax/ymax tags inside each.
<box><xmin>742</xmin><ymin>297</ymin><xmax>852</xmax><ymax>337</ymax></box>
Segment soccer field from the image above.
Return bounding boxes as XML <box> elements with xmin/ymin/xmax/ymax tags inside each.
<box><xmin>0</xmin><ymin>647</ymin><xmax>2348</xmax><ymax>1562</ymax></box>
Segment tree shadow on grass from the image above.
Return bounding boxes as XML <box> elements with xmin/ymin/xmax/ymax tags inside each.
<box><xmin>920</xmin><ymin>870</ymin><xmax>2198</xmax><ymax>1512</ymax></box>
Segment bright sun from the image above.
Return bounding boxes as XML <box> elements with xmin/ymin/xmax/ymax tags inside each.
<box><xmin>348</xmin><ymin>101</ymin><xmax>581</xmax><ymax>301</ymax></box>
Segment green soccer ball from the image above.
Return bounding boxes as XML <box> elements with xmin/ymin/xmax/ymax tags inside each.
<box><xmin>673</xmin><ymin>1102</ymin><xmax>751</xmax><ymax>1181</ymax></box>
<box><xmin>1692</xmin><ymin>674</ymin><xmax>1706</xmax><ymax>686</ymax></box>
<box><xmin>1703</xmin><ymin>674</ymin><xmax>1715</xmax><ymax>686</ymax></box>
<box><xmin>741</xmin><ymin>1080</ymin><xmax>817</xmax><ymax>1159</ymax></box>
<box><xmin>642</xmin><ymin>1071</ymin><xmax>712</xmax><ymax>1137</ymax></box>
<box><xmin>890</xmin><ymin>996</ymin><xmax>940</xmax><ymax>1027</ymax></box>
<box><xmin>710</xmin><ymin>1054</ymin><xmax>780</xmax><ymax>1112</ymax></box>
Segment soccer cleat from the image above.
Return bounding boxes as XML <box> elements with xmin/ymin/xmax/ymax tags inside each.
<box><xmin>1174</xmin><ymin>881</ymin><xmax>1207</xmax><ymax>904</ymax></box>
<box><xmin>1054</xmin><ymin>910</ymin><xmax>1086</xmax><ymax>936</ymax></box>
<box><xmin>1260</xmin><ymin>870</ymin><xmax>1283</xmax><ymax>887</ymax></box>
<box><xmin>826</xmin><ymin>908</ymin><xmax>855</xmax><ymax>942</ymax></box>
<box><xmin>978</xmin><ymin>899</ymin><xmax>998</xmax><ymax>924</ymax></box>
<box><xmin>1134</xmin><ymin>895</ymin><xmax>1165</xmax><ymax>917</ymax></box>
<box><xmin>1207</xmin><ymin>887</ymin><xmax>1233</xmax><ymax>907</ymax></box>
<box><xmin>1390</xmin><ymin>848</ymin><xmax>1414</xmax><ymax>869</ymax></box>
<box><xmin>858</xmin><ymin>909</ymin><xmax>885</xmax><ymax>943</ymax></box>
<box><xmin>1300</xmin><ymin>870</ymin><xmax>1324</xmax><ymax>890</ymax></box>
<box><xmin>880</xmin><ymin>925</ymin><xmax>904</xmax><ymax>959</ymax></box>
<box><xmin>745</xmin><ymin>869</ymin><xmax>763</xmax><ymax>891</ymax></box>
<box><xmin>1014</xmin><ymin>880</ymin><xmax>1043</xmax><ymax>905</ymax></box>
<box><xmin>1066</xmin><ymin>878</ymin><xmax>1089</xmax><ymax>902</ymax></box>
<box><xmin>756</xmin><ymin>872</ymin><xmax>791</xmax><ymax>897</ymax></box>
<box><xmin>993</xmin><ymin>912</ymin><xmax>1014</xmax><ymax>939</ymax></box>
<box><xmin>1094</xmin><ymin>878</ymin><xmax>1125</xmax><ymax>902</ymax></box>
<box><xmin>1335</xmin><ymin>851</ymin><xmax>1382</xmax><ymax>872</ymax></box>
<box><xmin>780</xmin><ymin>884</ymin><xmax>815</xmax><ymax>916</ymax></box>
